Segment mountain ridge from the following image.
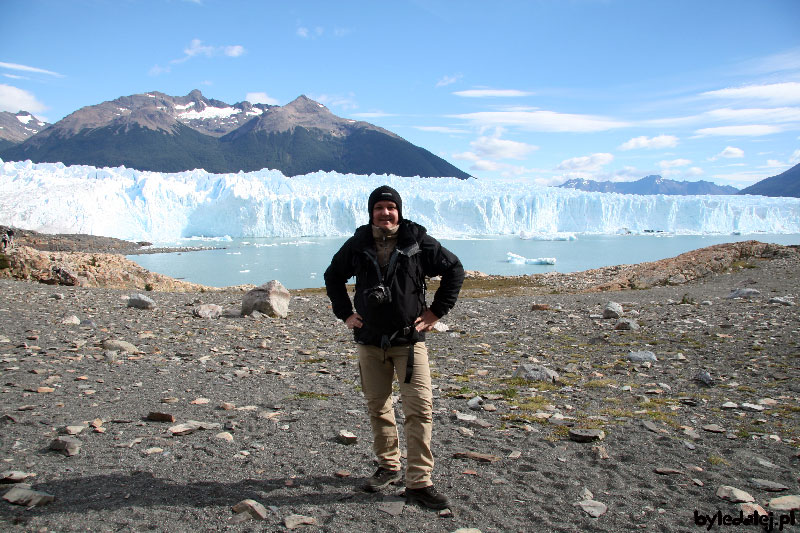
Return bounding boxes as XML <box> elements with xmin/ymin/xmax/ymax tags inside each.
<box><xmin>558</xmin><ymin>174</ymin><xmax>739</xmax><ymax>195</ymax></box>
<box><xmin>1</xmin><ymin>90</ymin><xmax>469</xmax><ymax>179</ymax></box>
<box><xmin>738</xmin><ymin>162</ymin><xmax>800</xmax><ymax>198</ymax></box>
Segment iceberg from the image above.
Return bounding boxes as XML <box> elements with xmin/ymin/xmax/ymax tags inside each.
<box><xmin>507</xmin><ymin>252</ymin><xmax>557</xmax><ymax>265</ymax></box>
<box><xmin>1</xmin><ymin>160</ymin><xmax>799</xmax><ymax>242</ymax></box>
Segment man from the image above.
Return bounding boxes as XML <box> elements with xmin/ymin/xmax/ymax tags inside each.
<box><xmin>324</xmin><ymin>185</ymin><xmax>464</xmax><ymax>510</ymax></box>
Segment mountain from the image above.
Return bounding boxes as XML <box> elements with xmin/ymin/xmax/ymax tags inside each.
<box><xmin>0</xmin><ymin>111</ymin><xmax>50</xmax><ymax>151</ymax></box>
<box><xmin>0</xmin><ymin>90</ymin><xmax>470</xmax><ymax>179</ymax></box>
<box><xmin>558</xmin><ymin>175</ymin><xmax>739</xmax><ymax>195</ymax></box>
<box><xmin>738</xmin><ymin>162</ymin><xmax>800</xmax><ymax>198</ymax></box>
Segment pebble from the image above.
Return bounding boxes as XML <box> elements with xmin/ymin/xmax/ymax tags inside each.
<box><xmin>576</xmin><ymin>499</ymin><xmax>608</xmax><ymax>518</ymax></box>
<box><xmin>750</xmin><ymin>479</ymin><xmax>788</xmax><ymax>492</ymax></box>
<box><xmin>627</xmin><ymin>351</ymin><xmax>657</xmax><ymax>363</ymax></box>
<box><xmin>284</xmin><ymin>514</ymin><xmax>318</xmax><ymax>529</ymax></box>
<box><xmin>716</xmin><ymin>485</ymin><xmax>754</xmax><ymax>503</ymax></box>
<box><xmin>232</xmin><ymin>499</ymin><xmax>268</xmax><ymax>520</ymax></box>
<box><xmin>568</xmin><ymin>428</ymin><xmax>606</xmax><ymax>443</ymax></box>
<box><xmin>768</xmin><ymin>495</ymin><xmax>800</xmax><ymax>511</ymax></box>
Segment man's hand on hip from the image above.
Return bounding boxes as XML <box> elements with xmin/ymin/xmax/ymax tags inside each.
<box><xmin>414</xmin><ymin>310</ymin><xmax>439</xmax><ymax>332</ymax></box>
<box><xmin>344</xmin><ymin>313</ymin><xmax>363</xmax><ymax>330</ymax></box>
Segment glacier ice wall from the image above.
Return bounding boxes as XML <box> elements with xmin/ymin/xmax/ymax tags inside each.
<box><xmin>1</xmin><ymin>160</ymin><xmax>799</xmax><ymax>242</ymax></box>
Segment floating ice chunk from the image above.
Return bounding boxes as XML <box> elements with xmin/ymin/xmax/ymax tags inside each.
<box><xmin>519</xmin><ymin>231</ymin><xmax>577</xmax><ymax>241</ymax></box>
<box><xmin>507</xmin><ymin>252</ymin><xmax>556</xmax><ymax>265</ymax></box>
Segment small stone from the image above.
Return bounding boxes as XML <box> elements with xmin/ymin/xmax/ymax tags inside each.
<box><xmin>580</xmin><ymin>488</ymin><xmax>594</xmax><ymax>500</ymax></box>
<box><xmin>751</xmin><ymin>479</ymin><xmax>788</xmax><ymax>492</ymax></box>
<box><xmin>740</xmin><ymin>403</ymin><xmax>764</xmax><ymax>412</ymax></box>
<box><xmin>591</xmin><ymin>445</ymin><xmax>610</xmax><ymax>459</ymax></box>
<box><xmin>193</xmin><ymin>304</ymin><xmax>223</xmax><ymax>319</ymax></box>
<box><xmin>0</xmin><ymin>470</ymin><xmax>36</xmax><ymax>483</ymax></box>
<box><xmin>127</xmin><ymin>293</ymin><xmax>156</xmax><ymax>310</ymax></box>
<box><xmin>768</xmin><ymin>297</ymin><xmax>795</xmax><ymax>306</ymax></box>
<box><xmin>576</xmin><ymin>499</ymin><xmax>608</xmax><ymax>518</ymax></box>
<box><xmin>508</xmin><ymin>450</ymin><xmax>522</xmax><ymax>459</ymax></box>
<box><xmin>694</xmin><ymin>370</ymin><xmax>713</xmax><ymax>386</ymax></box>
<box><xmin>702</xmin><ymin>424</ymin><xmax>725</xmax><ymax>433</ymax></box>
<box><xmin>190</xmin><ymin>398</ymin><xmax>210</xmax><ymax>405</ymax></box>
<box><xmin>284</xmin><ymin>514</ymin><xmax>318</xmax><ymax>529</ymax></box>
<box><xmin>147</xmin><ymin>412</ymin><xmax>175</xmax><ymax>423</ymax></box>
<box><xmin>512</xmin><ymin>363</ymin><xmax>559</xmax><ymax>383</ymax></box>
<box><xmin>101</xmin><ymin>339</ymin><xmax>139</xmax><ymax>354</ymax></box>
<box><xmin>220</xmin><ymin>402</ymin><xmax>236</xmax><ymax>410</ymax></box>
<box><xmin>721</xmin><ymin>402</ymin><xmax>738</xmax><ymax>409</ymax></box>
<box><xmin>739</xmin><ymin>502</ymin><xmax>767</xmax><ymax>516</ymax></box>
<box><xmin>2</xmin><ymin>486</ymin><xmax>54</xmax><ymax>507</ymax></box>
<box><xmin>716</xmin><ymin>485</ymin><xmax>755</xmax><ymax>503</ymax></box>
<box><xmin>768</xmin><ymin>495</ymin><xmax>800</xmax><ymax>511</ymax></box>
<box><xmin>614</xmin><ymin>318</ymin><xmax>639</xmax><ymax>331</ymax></box>
<box><xmin>337</xmin><ymin>430</ymin><xmax>357</xmax><ymax>445</ymax></box>
<box><xmin>654</xmin><ymin>467</ymin><xmax>683</xmax><ymax>475</ymax></box>
<box><xmin>62</xmin><ymin>425</ymin><xmax>86</xmax><ymax>435</ymax></box>
<box><xmin>232</xmin><ymin>499</ymin><xmax>268</xmax><ymax>520</ymax></box>
<box><xmin>568</xmin><ymin>428</ymin><xmax>605</xmax><ymax>443</ymax></box>
<box><xmin>725</xmin><ymin>288</ymin><xmax>760</xmax><ymax>299</ymax></box>
<box><xmin>530</xmin><ymin>303</ymin><xmax>550</xmax><ymax>311</ymax></box>
<box><xmin>603</xmin><ymin>301</ymin><xmax>623</xmax><ymax>319</ymax></box>
<box><xmin>61</xmin><ymin>315</ymin><xmax>81</xmax><ymax>325</ymax></box>
<box><xmin>627</xmin><ymin>351</ymin><xmax>657</xmax><ymax>363</ymax></box>
<box><xmin>334</xmin><ymin>470</ymin><xmax>350</xmax><ymax>478</ymax></box>
<box><xmin>467</xmin><ymin>396</ymin><xmax>484</xmax><ymax>411</ymax></box>
<box><xmin>49</xmin><ymin>436</ymin><xmax>81</xmax><ymax>456</ymax></box>
<box><xmin>216</xmin><ymin>432</ymin><xmax>234</xmax><ymax>442</ymax></box>
<box><xmin>377</xmin><ymin>496</ymin><xmax>406</xmax><ymax>516</ymax></box>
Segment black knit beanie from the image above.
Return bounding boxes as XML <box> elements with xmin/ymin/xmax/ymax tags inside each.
<box><xmin>367</xmin><ymin>185</ymin><xmax>403</xmax><ymax>222</ymax></box>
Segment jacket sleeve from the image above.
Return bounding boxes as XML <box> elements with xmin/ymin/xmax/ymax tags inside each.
<box><xmin>420</xmin><ymin>235</ymin><xmax>464</xmax><ymax>318</ymax></box>
<box><xmin>324</xmin><ymin>238</ymin><xmax>357</xmax><ymax>321</ymax></box>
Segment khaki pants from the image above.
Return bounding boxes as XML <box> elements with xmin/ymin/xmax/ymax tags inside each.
<box><xmin>357</xmin><ymin>342</ymin><xmax>433</xmax><ymax>489</ymax></box>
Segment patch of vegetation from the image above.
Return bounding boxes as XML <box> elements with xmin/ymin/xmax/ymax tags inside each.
<box><xmin>680</xmin><ymin>293</ymin><xmax>696</xmax><ymax>305</ymax></box>
<box><xmin>144</xmin><ymin>283</ymin><xmax>154</xmax><ymax>291</ymax></box>
<box><xmin>731</xmin><ymin>260</ymin><xmax>758</xmax><ymax>270</ymax></box>
<box><xmin>487</xmin><ymin>387</ymin><xmax>519</xmax><ymax>399</ymax></box>
<box><xmin>708</xmin><ymin>455</ymin><xmax>731</xmax><ymax>466</ymax></box>
<box><xmin>292</xmin><ymin>391</ymin><xmax>330</xmax><ymax>401</ymax></box>
<box><xmin>299</xmin><ymin>357</ymin><xmax>328</xmax><ymax>364</ymax></box>
<box><xmin>583</xmin><ymin>378</ymin><xmax>616</xmax><ymax>389</ymax></box>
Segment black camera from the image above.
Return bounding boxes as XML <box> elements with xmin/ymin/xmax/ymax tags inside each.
<box><xmin>365</xmin><ymin>284</ymin><xmax>392</xmax><ymax>310</ymax></box>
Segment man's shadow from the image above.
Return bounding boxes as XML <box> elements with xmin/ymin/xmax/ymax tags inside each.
<box><xmin>1</xmin><ymin>471</ymin><xmax>396</xmax><ymax>518</ymax></box>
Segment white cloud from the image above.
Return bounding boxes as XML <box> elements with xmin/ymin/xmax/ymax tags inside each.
<box><xmin>224</xmin><ymin>45</ymin><xmax>245</xmax><ymax>57</ymax></box>
<box><xmin>0</xmin><ymin>84</ymin><xmax>47</xmax><ymax>113</ymax></box>
<box><xmin>0</xmin><ymin>62</ymin><xmax>63</xmax><ymax>78</ymax></box>
<box><xmin>246</xmin><ymin>92</ymin><xmax>279</xmax><ymax>105</ymax></box>
<box><xmin>3</xmin><ymin>73</ymin><xmax>26</xmax><ymax>80</ymax></box>
<box><xmin>470</xmin><ymin>135</ymin><xmax>538</xmax><ymax>160</ymax></box>
<box><xmin>296</xmin><ymin>26</ymin><xmax>324</xmax><ymax>38</ymax></box>
<box><xmin>687</xmin><ymin>167</ymin><xmax>704</xmax><ymax>176</ymax></box>
<box><xmin>313</xmin><ymin>93</ymin><xmax>358</xmax><ymax>110</ymax></box>
<box><xmin>157</xmin><ymin>39</ymin><xmax>246</xmax><ymax>72</ymax></box>
<box><xmin>619</xmin><ymin>135</ymin><xmax>678</xmax><ymax>150</ymax></box>
<box><xmin>716</xmin><ymin>146</ymin><xmax>744</xmax><ymax>159</ymax></box>
<box><xmin>436</xmin><ymin>74</ymin><xmax>462</xmax><ymax>88</ymax></box>
<box><xmin>694</xmin><ymin>125</ymin><xmax>781</xmax><ymax>137</ymax></box>
<box><xmin>703</xmin><ymin>82</ymin><xmax>800</xmax><ymax>105</ymax></box>
<box><xmin>454</xmin><ymin>109</ymin><xmax>628</xmax><ymax>133</ymax></box>
<box><xmin>791</xmin><ymin>149</ymin><xmax>800</xmax><ymax>164</ymax></box>
<box><xmin>557</xmin><ymin>153</ymin><xmax>614</xmax><ymax>171</ymax></box>
<box><xmin>659</xmin><ymin>159</ymin><xmax>692</xmax><ymax>169</ymax></box>
<box><xmin>413</xmin><ymin>126</ymin><xmax>469</xmax><ymax>134</ymax></box>
<box><xmin>453</xmin><ymin>89</ymin><xmax>533</xmax><ymax>98</ymax></box>
<box><xmin>297</xmin><ymin>27</ymin><xmax>309</xmax><ymax>38</ymax></box>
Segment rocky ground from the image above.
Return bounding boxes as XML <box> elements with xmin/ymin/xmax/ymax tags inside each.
<box><xmin>0</xmin><ymin>239</ymin><xmax>798</xmax><ymax>532</ymax></box>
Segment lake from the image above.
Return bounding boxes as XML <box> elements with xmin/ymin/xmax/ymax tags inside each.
<box><xmin>128</xmin><ymin>233</ymin><xmax>800</xmax><ymax>290</ymax></box>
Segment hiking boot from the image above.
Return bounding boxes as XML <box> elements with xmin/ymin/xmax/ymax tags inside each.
<box><xmin>405</xmin><ymin>485</ymin><xmax>450</xmax><ymax>510</ymax></box>
<box><xmin>362</xmin><ymin>467</ymin><xmax>402</xmax><ymax>492</ymax></box>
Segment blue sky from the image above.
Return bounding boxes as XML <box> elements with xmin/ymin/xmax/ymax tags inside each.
<box><xmin>1</xmin><ymin>0</ymin><xmax>799</xmax><ymax>187</ymax></box>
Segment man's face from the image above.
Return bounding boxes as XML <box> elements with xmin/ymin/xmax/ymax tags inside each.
<box><xmin>372</xmin><ymin>200</ymin><xmax>399</xmax><ymax>229</ymax></box>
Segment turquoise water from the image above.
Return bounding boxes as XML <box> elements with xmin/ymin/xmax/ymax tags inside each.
<box><xmin>128</xmin><ymin>233</ymin><xmax>800</xmax><ymax>290</ymax></box>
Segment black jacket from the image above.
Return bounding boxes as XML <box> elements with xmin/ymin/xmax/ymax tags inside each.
<box><xmin>324</xmin><ymin>220</ymin><xmax>464</xmax><ymax>347</ymax></box>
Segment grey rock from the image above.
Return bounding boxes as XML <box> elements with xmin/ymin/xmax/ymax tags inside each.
<box><xmin>285</xmin><ymin>514</ymin><xmax>318</xmax><ymax>529</ymax></box>
<box><xmin>49</xmin><ymin>436</ymin><xmax>81</xmax><ymax>456</ymax></box>
<box><xmin>768</xmin><ymin>297</ymin><xmax>795</xmax><ymax>306</ymax></box>
<box><xmin>232</xmin><ymin>499</ymin><xmax>268</xmax><ymax>520</ymax></box>
<box><xmin>193</xmin><ymin>304</ymin><xmax>223</xmax><ymax>319</ymax></box>
<box><xmin>717</xmin><ymin>485</ymin><xmax>754</xmax><ymax>503</ymax></box>
<box><xmin>241</xmin><ymin>280</ymin><xmax>290</xmax><ymax>318</ymax></box>
<box><xmin>750</xmin><ymin>479</ymin><xmax>789</xmax><ymax>492</ymax></box>
<box><xmin>576</xmin><ymin>499</ymin><xmax>608</xmax><ymax>517</ymax></box>
<box><xmin>2</xmin><ymin>486</ymin><xmax>54</xmax><ymax>507</ymax></box>
<box><xmin>768</xmin><ymin>495</ymin><xmax>800</xmax><ymax>511</ymax></box>
<box><xmin>101</xmin><ymin>339</ymin><xmax>139</xmax><ymax>354</ymax></box>
<box><xmin>603</xmin><ymin>301</ymin><xmax>623</xmax><ymax>319</ymax></box>
<box><xmin>627</xmin><ymin>350</ymin><xmax>657</xmax><ymax>363</ymax></box>
<box><xmin>127</xmin><ymin>293</ymin><xmax>156</xmax><ymax>309</ymax></box>
<box><xmin>512</xmin><ymin>363</ymin><xmax>559</xmax><ymax>383</ymax></box>
<box><xmin>614</xmin><ymin>318</ymin><xmax>639</xmax><ymax>331</ymax></box>
<box><xmin>725</xmin><ymin>288</ymin><xmax>761</xmax><ymax>299</ymax></box>
<box><xmin>337</xmin><ymin>430</ymin><xmax>357</xmax><ymax>445</ymax></box>
<box><xmin>61</xmin><ymin>315</ymin><xmax>81</xmax><ymax>325</ymax></box>
<box><xmin>568</xmin><ymin>428</ymin><xmax>606</xmax><ymax>443</ymax></box>
<box><xmin>377</xmin><ymin>496</ymin><xmax>406</xmax><ymax>516</ymax></box>
<box><xmin>694</xmin><ymin>370</ymin><xmax>714</xmax><ymax>386</ymax></box>
<box><xmin>467</xmin><ymin>396</ymin><xmax>484</xmax><ymax>411</ymax></box>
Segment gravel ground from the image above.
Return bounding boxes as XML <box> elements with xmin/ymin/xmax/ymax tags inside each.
<box><xmin>0</xmin><ymin>250</ymin><xmax>798</xmax><ymax>532</ymax></box>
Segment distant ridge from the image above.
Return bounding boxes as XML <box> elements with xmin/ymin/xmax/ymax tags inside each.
<box><xmin>0</xmin><ymin>90</ymin><xmax>470</xmax><ymax>179</ymax></box>
<box><xmin>558</xmin><ymin>175</ymin><xmax>739</xmax><ymax>195</ymax></box>
<box><xmin>739</xmin><ymin>162</ymin><xmax>800</xmax><ymax>198</ymax></box>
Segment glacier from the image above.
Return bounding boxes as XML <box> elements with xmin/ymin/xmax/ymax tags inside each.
<box><xmin>1</xmin><ymin>160</ymin><xmax>799</xmax><ymax>243</ymax></box>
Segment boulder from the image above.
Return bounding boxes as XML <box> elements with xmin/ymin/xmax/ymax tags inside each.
<box><xmin>512</xmin><ymin>363</ymin><xmax>559</xmax><ymax>383</ymax></box>
<box><xmin>127</xmin><ymin>293</ymin><xmax>156</xmax><ymax>309</ymax></box>
<box><xmin>193</xmin><ymin>304</ymin><xmax>223</xmax><ymax>319</ymax></box>
<box><xmin>241</xmin><ymin>281</ymin><xmax>290</xmax><ymax>318</ymax></box>
<box><xmin>603</xmin><ymin>301</ymin><xmax>623</xmax><ymax>319</ymax></box>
